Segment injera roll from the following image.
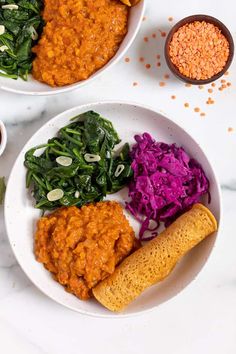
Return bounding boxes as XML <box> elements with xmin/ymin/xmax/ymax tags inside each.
<box><xmin>92</xmin><ymin>203</ymin><xmax>217</xmax><ymax>312</ymax></box>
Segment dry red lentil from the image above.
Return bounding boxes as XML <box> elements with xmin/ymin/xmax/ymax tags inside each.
<box><xmin>227</xmin><ymin>82</ymin><xmax>231</xmax><ymax>86</ymax></box>
<box><xmin>200</xmin><ymin>112</ymin><xmax>206</xmax><ymax>117</ymax></box>
<box><xmin>157</xmin><ymin>62</ymin><xmax>161</xmax><ymax>67</ymax></box>
<box><xmin>144</xmin><ymin>36</ymin><xmax>149</xmax><ymax>42</ymax></box>
<box><xmin>211</xmin><ymin>83</ymin><xmax>216</xmax><ymax>87</ymax></box>
<box><xmin>159</xmin><ymin>30</ymin><xmax>166</xmax><ymax>37</ymax></box>
<box><xmin>198</xmin><ymin>85</ymin><xmax>204</xmax><ymax>89</ymax></box>
<box><xmin>164</xmin><ymin>74</ymin><xmax>170</xmax><ymax>79</ymax></box>
<box><xmin>184</xmin><ymin>102</ymin><xmax>189</xmax><ymax>108</ymax></box>
<box><xmin>142</xmin><ymin>16</ymin><xmax>146</xmax><ymax>21</ymax></box>
<box><xmin>185</xmin><ymin>83</ymin><xmax>192</xmax><ymax>87</ymax></box>
<box><xmin>125</xmin><ymin>57</ymin><xmax>130</xmax><ymax>63</ymax></box>
<box><xmin>159</xmin><ymin>81</ymin><xmax>166</xmax><ymax>87</ymax></box>
<box><xmin>168</xmin><ymin>17</ymin><xmax>173</xmax><ymax>22</ymax></box>
<box><xmin>224</xmin><ymin>71</ymin><xmax>229</xmax><ymax>76</ymax></box>
<box><xmin>206</xmin><ymin>97</ymin><xmax>215</xmax><ymax>104</ymax></box>
<box><xmin>171</xmin><ymin>95</ymin><xmax>176</xmax><ymax>99</ymax></box>
<box><xmin>221</xmin><ymin>79</ymin><xmax>226</xmax><ymax>83</ymax></box>
<box><xmin>152</xmin><ymin>33</ymin><xmax>157</xmax><ymax>38</ymax></box>
<box><xmin>145</xmin><ymin>63</ymin><xmax>151</xmax><ymax>69</ymax></box>
<box><xmin>139</xmin><ymin>57</ymin><xmax>144</xmax><ymax>62</ymax></box>
<box><xmin>156</xmin><ymin>54</ymin><xmax>161</xmax><ymax>59</ymax></box>
<box><xmin>228</xmin><ymin>127</ymin><xmax>234</xmax><ymax>132</ymax></box>
<box><xmin>133</xmin><ymin>82</ymin><xmax>138</xmax><ymax>86</ymax></box>
<box><xmin>169</xmin><ymin>21</ymin><xmax>230</xmax><ymax>80</ymax></box>
<box><xmin>208</xmin><ymin>88</ymin><xmax>213</xmax><ymax>93</ymax></box>
<box><xmin>194</xmin><ymin>107</ymin><xmax>200</xmax><ymax>113</ymax></box>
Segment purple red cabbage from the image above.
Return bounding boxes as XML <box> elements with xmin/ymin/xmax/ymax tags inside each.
<box><xmin>126</xmin><ymin>133</ymin><xmax>210</xmax><ymax>240</ymax></box>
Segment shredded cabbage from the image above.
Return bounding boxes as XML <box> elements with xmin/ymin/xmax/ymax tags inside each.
<box><xmin>126</xmin><ymin>133</ymin><xmax>210</xmax><ymax>240</ymax></box>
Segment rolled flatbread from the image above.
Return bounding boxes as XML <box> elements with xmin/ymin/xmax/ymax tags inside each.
<box><xmin>93</xmin><ymin>203</ymin><xmax>217</xmax><ymax>312</ymax></box>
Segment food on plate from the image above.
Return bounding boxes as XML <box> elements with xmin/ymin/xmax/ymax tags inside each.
<box><xmin>0</xmin><ymin>176</ymin><xmax>6</xmax><ymax>204</ymax></box>
<box><xmin>24</xmin><ymin>111</ymin><xmax>132</xmax><ymax>211</ymax></box>
<box><xmin>0</xmin><ymin>0</ymin><xmax>134</xmax><ymax>86</ymax></box>
<box><xmin>35</xmin><ymin>201</ymin><xmax>139</xmax><ymax>300</ymax></box>
<box><xmin>32</xmin><ymin>0</ymin><xmax>129</xmax><ymax>86</ymax></box>
<box><xmin>24</xmin><ymin>110</ymin><xmax>217</xmax><ymax>310</ymax></box>
<box><xmin>126</xmin><ymin>133</ymin><xmax>210</xmax><ymax>240</ymax></box>
<box><xmin>93</xmin><ymin>203</ymin><xmax>217</xmax><ymax>312</ymax></box>
<box><xmin>168</xmin><ymin>21</ymin><xmax>230</xmax><ymax>80</ymax></box>
<box><xmin>119</xmin><ymin>0</ymin><xmax>141</xmax><ymax>6</ymax></box>
<box><xmin>0</xmin><ymin>0</ymin><xmax>43</xmax><ymax>80</ymax></box>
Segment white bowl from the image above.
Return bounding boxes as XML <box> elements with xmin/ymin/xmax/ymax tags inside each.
<box><xmin>0</xmin><ymin>120</ymin><xmax>7</xmax><ymax>156</ymax></box>
<box><xmin>4</xmin><ymin>101</ymin><xmax>221</xmax><ymax>317</ymax></box>
<box><xmin>0</xmin><ymin>2</ymin><xmax>145</xmax><ymax>96</ymax></box>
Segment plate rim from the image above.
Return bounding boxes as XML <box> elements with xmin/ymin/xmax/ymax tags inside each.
<box><xmin>4</xmin><ymin>100</ymin><xmax>222</xmax><ymax>317</ymax></box>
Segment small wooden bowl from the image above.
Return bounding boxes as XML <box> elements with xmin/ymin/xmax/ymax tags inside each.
<box><xmin>165</xmin><ymin>15</ymin><xmax>234</xmax><ymax>85</ymax></box>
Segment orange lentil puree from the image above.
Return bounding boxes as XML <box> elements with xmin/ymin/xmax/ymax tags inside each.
<box><xmin>32</xmin><ymin>0</ymin><xmax>129</xmax><ymax>87</ymax></box>
<box><xmin>34</xmin><ymin>201</ymin><xmax>139</xmax><ymax>300</ymax></box>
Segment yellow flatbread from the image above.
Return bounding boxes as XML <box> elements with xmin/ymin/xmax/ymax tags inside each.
<box><xmin>93</xmin><ymin>203</ymin><xmax>217</xmax><ymax>312</ymax></box>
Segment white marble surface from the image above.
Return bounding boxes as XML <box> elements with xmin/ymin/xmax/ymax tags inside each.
<box><xmin>0</xmin><ymin>0</ymin><xmax>236</xmax><ymax>353</ymax></box>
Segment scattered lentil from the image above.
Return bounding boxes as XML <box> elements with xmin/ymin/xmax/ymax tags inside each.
<box><xmin>139</xmin><ymin>57</ymin><xmax>144</xmax><ymax>62</ymax></box>
<box><xmin>206</xmin><ymin>97</ymin><xmax>215</xmax><ymax>104</ymax></box>
<box><xmin>159</xmin><ymin>30</ymin><xmax>166</xmax><ymax>37</ymax></box>
<box><xmin>144</xmin><ymin>36</ymin><xmax>149</xmax><ymax>42</ymax></box>
<box><xmin>156</xmin><ymin>54</ymin><xmax>161</xmax><ymax>59</ymax></box>
<box><xmin>142</xmin><ymin>16</ymin><xmax>146</xmax><ymax>21</ymax></box>
<box><xmin>171</xmin><ymin>95</ymin><xmax>176</xmax><ymax>99</ymax></box>
<box><xmin>159</xmin><ymin>81</ymin><xmax>166</xmax><ymax>87</ymax></box>
<box><xmin>152</xmin><ymin>33</ymin><xmax>156</xmax><ymax>38</ymax></box>
<box><xmin>184</xmin><ymin>102</ymin><xmax>189</xmax><ymax>108</ymax></box>
<box><xmin>185</xmin><ymin>83</ymin><xmax>192</xmax><ymax>87</ymax></box>
<box><xmin>227</xmin><ymin>82</ymin><xmax>231</xmax><ymax>87</ymax></box>
<box><xmin>145</xmin><ymin>63</ymin><xmax>151</xmax><ymax>69</ymax></box>
<box><xmin>194</xmin><ymin>107</ymin><xmax>200</xmax><ymax>113</ymax></box>
<box><xmin>221</xmin><ymin>79</ymin><xmax>226</xmax><ymax>83</ymax></box>
<box><xmin>133</xmin><ymin>82</ymin><xmax>138</xmax><ymax>86</ymax></box>
<box><xmin>125</xmin><ymin>57</ymin><xmax>130</xmax><ymax>63</ymax></box>
<box><xmin>164</xmin><ymin>74</ymin><xmax>170</xmax><ymax>79</ymax></box>
<box><xmin>208</xmin><ymin>88</ymin><xmax>213</xmax><ymax>93</ymax></box>
<box><xmin>169</xmin><ymin>21</ymin><xmax>230</xmax><ymax>80</ymax></box>
<box><xmin>228</xmin><ymin>127</ymin><xmax>234</xmax><ymax>132</ymax></box>
<box><xmin>211</xmin><ymin>83</ymin><xmax>216</xmax><ymax>87</ymax></box>
<box><xmin>157</xmin><ymin>62</ymin><xmax>161</xmax><ymax>67</ymax></box>
<box><xmin>168</xmin><ymin>17</ymin><xmax>173</xmax><ymax>22</ymax></box>
<box><xmin>198</xmin><ymin>85</ymin><xmax>204</xmax><ymax>89</ymax></box>
<box><xmin>200</xmin><ymin>112</ymin><xmax>206</xmax><ymax>117</ymax></box>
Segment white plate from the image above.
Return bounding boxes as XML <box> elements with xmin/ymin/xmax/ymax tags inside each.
<box><xmin>0</xmin><ymin>119</ymin><xmax>7</xmax><ymax>156</ymax></box>
<box><xmin>4</xmin><ymin>101</ymin><xmax>221</xmax><ymax>317</ymax></box>
<box><xmin>0</xmin><ymin>2</ymin><xmax>145</xmax><ymax>96</ymax></box>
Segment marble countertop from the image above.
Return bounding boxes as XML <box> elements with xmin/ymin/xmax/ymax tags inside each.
<box><xmin>0</xmin><ymin>1</ymin><xmax>236</xmax><ymax>353</ymax></box>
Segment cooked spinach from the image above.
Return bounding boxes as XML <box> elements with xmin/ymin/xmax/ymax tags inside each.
<box><xmin>24</xmin><ymin>111</ymin><xmax>133</xmax><ymax>211</ymax></box>
<box><xmin>0</xmin><ymin>0</ymin><xmax>43</xmax><ymax>80</ymax></box>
